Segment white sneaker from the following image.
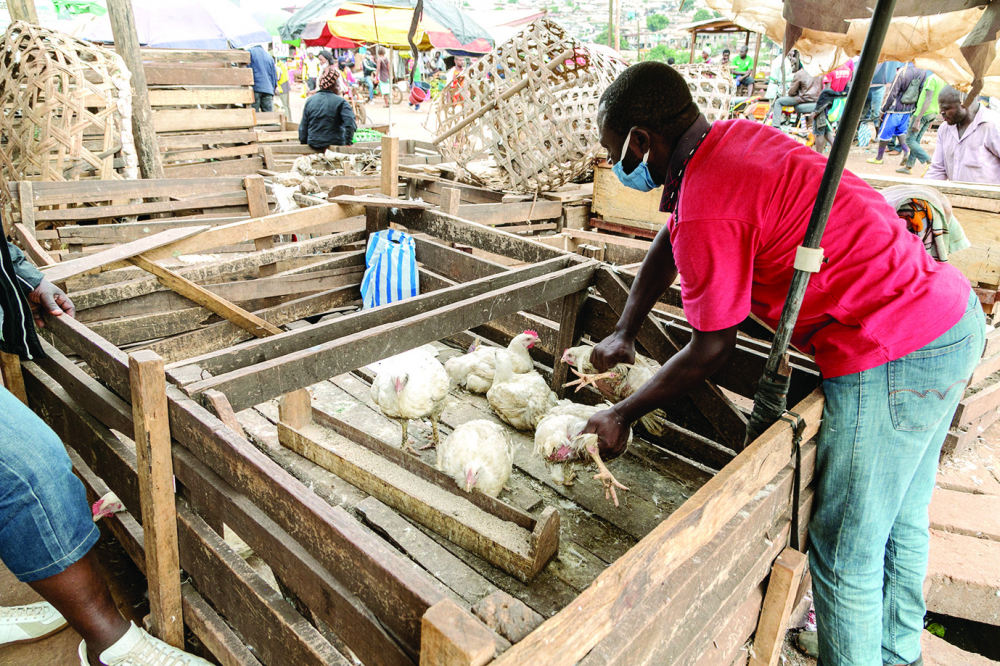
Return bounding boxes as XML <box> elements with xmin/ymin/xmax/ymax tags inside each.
<box><xmin>78</xmin><ymin>622</ymin><xmax>211</xmax><ymax>666</ymax></box>
<box><xmin>0</xmin><ymin>601</ymin><xmax>69</xmax><ymax>646</ymax></box>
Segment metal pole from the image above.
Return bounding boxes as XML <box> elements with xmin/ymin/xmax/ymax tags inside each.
<box><xmin>745</xmin><ymin>0</ymin><xmax>899</xmax><ymax>443</ymax></box>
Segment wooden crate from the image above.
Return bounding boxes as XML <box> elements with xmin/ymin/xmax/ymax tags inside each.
<box><xmin>591</xmin><ymin>161</ymin><xmax>669</xmax><ymax>238</ymax></box>
<box><xmin>19</xmin><ymin>184</ymin><xmax>825</xmax><ymax>666</ymax></box>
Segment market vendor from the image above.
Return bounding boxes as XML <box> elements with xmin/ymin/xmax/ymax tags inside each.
<box><xmin>583</xmin><ymin>61</ymin><xmax>982</xmax><ymax>666</ymax></box>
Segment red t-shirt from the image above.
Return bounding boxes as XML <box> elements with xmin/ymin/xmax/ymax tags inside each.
<box><xmin>823</xmin><ymin>65</ymin><xmax>852</xmax><ymax>92</ymax></box>
<box><xmin>665</xmin><ymin>120</ymin><xmax>970</xmax><ymax>378</ymax></box>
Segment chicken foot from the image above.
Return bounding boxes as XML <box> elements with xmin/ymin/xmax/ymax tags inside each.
<box><xmin>563</xmin><ymin>368</ymin><xmax>618</xmax><ymax>392</ymax></box>
<box><xmin>586</xmin><ymin>444</ymin><xmax>629</xmax><ymax>507</ymax></box>
<box><xmin>400</xmin><ymin>420</ymin><xmax>421</xmax><ymax>456</ymax></box>
<box><xmin>418</xmin><ymin>416</ymin><xmax>441</xmax><ymax>451</ymax></box>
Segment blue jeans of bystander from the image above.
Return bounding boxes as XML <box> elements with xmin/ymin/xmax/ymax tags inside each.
<box><xmin>904</xmin><ymin>116</ymin><xmax>934</xmax><ymax>168</ymax></box>
<box><xmin>0</xmin><ymin>385</ymin><xmax>98</xmax><ymax>583</ymax></box>
<box><xmin>810</xmin><ymin>290</ymin><xmax>985</xmax><ymax>666</ymax></box>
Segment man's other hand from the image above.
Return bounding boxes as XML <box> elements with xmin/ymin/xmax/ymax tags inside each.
<box><xmin>28</xmin><ymin>279</ymin><xmax>75</xmax><ymax>328</ymax></box>
<box><xmin>581</xmin><ymin>407</ymin><xmax>630</xmax><ymax>461</ymax></box>
<box><xmin>590</xmin><ymin>332</ymin><xmax>636</xmax><ymax>372</ymax></box>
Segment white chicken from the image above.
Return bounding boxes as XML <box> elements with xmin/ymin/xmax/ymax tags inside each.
<box><xmin>561</xmin><ymin>345</ymin><xmax>668</xmax><ymax>437</ymax></box>
<box><xmin>534</xmin><ymin>401</ymin><xmax>632</xmax><ymax>506</ymax></box>
<box><xmin>436</xmin><ymin>420</ymin><xmax>513</xmax><ymax>497</ymax></box>
<box><xmin>487</xmin><ymin>353</ymin><xmax>559</xmax><ymax>431</ymax></box>
<box><xmin>445</xmin><ymin>331</ymin><xmax>539</xmax><ymax>394</ymax></box>
<box><xmin>371</xmin><ymin>349</ymin><xmax>450</xmax><ymax>454</ymax></box>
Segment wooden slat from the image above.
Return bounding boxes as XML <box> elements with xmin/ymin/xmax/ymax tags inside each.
<box><xmin>21</xmin><ymin>177</ymin><xmax>248</xmax><ymax>206</ymax></box>
<box><xmin>164</xmin><ymin>157</ymin><xmax>264</xmax><ymax>179</ymax></box>
<box><xmin>42</xmin><ymin>314</ymin><xmax>451</xmax><ymax>652</ymax></box>
<box><xmin>169</xmin><ymin>255</ymin><xmax>571</xmax><ymax>378</ymax></box>
<box><xmin>420</xmin><ymin>599</ymin><xmax>495</xmax><ymax>666</ymax></box>
<box><xmin>0</xmin><ymin>352</ymin><xmax>27</xmax><ymax>404</ymax></box>
<box><xmin>149</xmin><ymin>87</ymin><xmax>255</xmax><ymax>107</ymax></box>
<box><xmin>748</xmin><ymin>548</ymin><xmax>808</xmax><ymax>666</ymax></box>
<box><xmin>14</xmin><ymin>223</ymin><xmax>55</xmax><ymax>266</ymax></box>
<box><xmin>182</xmin><ymin>262</ymin><xmax>597</xmax><ymax>410</ymax></box>
<box><xmin>42</xmin><ymin>226</ymin><xmax>208</xmax><ymax>284</ymax></box>
<box><xmin>163</xmin><ymin>144</ymin><xmax>260</xmax><ymax>163</ymax></box>
<box><xmin>129</xmin><ymin>351</ymin><xmax>184</xmax><ymax>647</ymax></box>
<box><xmin>489</xmin><ymin>390</ymin><xmax>824</xmax><ymax>666</ymax></box>
<box><xmin>381</xmin><ymin>136</ymin><xmax>400</xmax><ymax>198</ymax></box>
<box><xmin>144</xmin><ymin>66</ymin><xmax>254</xmax><ymax>86</ymax></box>
<box><xmin>138</xmin><ymin>205</ymin><xmax>363</xmax><ymax>263</ymax></box>
<box><xmin>402</xmin><ymin>210</ymin><xmax>563</xmax><ymax>264</ymax></box>
<box><xmin>158</xmin><ymin>132</ymin><xmax>258</xmax><ymax>150</ymax></box>
<box><xmin>36</xmin><ymin>192</ymin><xmax>249</xmax><ymax>222</ymax></box>
<box><xmin>129</xmin><ymin>255</ymin><xmax>283</xmax><ymax>338</ymax></box>
<box><xmin>139</xmin><ymin>49</ymin><xmax>251</xmax><ymax>64</ymax></box>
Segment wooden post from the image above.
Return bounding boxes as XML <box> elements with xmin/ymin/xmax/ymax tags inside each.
<box><xmin>18</xmin><ymin>182</ymin><xmax>36</xmax><ymax>238</ymax></box>
<box><xmin>279</xmin><ymin>389</ymin><xmax>313</xmax><ymax>429</ymax></box>
<box><xmin>128</xmin><ymin>350</ymin><xmax>184</xmax><ymax>648</ymax></box>
<box><xmin>441</xmin><ymin>187</ymin><xmax>461</xmax><ymax>216</ymax></box>
<box><xmin>106</xmin><ymin>0</ymin><xmax>165</xmax><ymax>180</ymax></box>
<box><xmin>749</xmin><ymin>548</ymin><xmax>808</xmax><ymax>666</ymax></box>
<box><xmin>552</xmin><ymin>290</ymin><xmax>587</xmax><ymax>398</ymax></box>
<box><xmin>381</xmin><ymin>136</ymin><xmax>400</xmax><ymax>198</ymax></box>
<box><xmin>0</xmin><ymin>352</ymin><xmax>28</xmax><ymax>405</ymax></box>
<box><xmin>750</xmin><ymin>30</ymin><xmax>763</xmax><ymax>84</ymax></box>
<box><xmin>420</xmin><ymin>599</ymin><xmax>495</xmax><ymax>666</ymax></box>
<box><xmin>689</xmin><ymin>29</ymin><xmax>697</xmax><ymax>64</ymax></box>
<box><xmin>7</xmin><ymin>0</ymin><xmax>38</xmax><ymax>23</ymax></box>
<box><xmin>244</xmin><ymin>175</ymin><xmax>277</xmax><ymax>277</ymax></box>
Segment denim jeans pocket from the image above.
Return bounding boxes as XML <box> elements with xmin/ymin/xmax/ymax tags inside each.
<box><xmin>888</xmin><ymin>333</ymin><xmax>975</xmax><ymax>432</ymax></box>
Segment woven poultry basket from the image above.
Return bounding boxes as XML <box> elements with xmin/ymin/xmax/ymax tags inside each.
<box><xmin>432</xmin><ymin>19</ymin><xmax>627</xmax><ymax>194</ymax></box>
<box><xmin>672</xmin><ymin>63</ymin><xmax>734</xmax><ymax>122</ymax></box>
<box><xmin>0</xmin><ymin>22</ymin><xmax>137</xmax><ymax>233</ymax></box>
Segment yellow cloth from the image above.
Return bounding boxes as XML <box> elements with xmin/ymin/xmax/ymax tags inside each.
<box><xmin>276</xmin><ymin>61</ymin><xmax>289</xmax><ymax>93</ymax></box>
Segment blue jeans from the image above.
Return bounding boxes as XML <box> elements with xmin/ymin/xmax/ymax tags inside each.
<box><xmin>904</xmin><ymin>116</ymin><xmax>933</xmax><ymax>168</ymax></box>
<box><xmin>0</xmin><ymin>386</ymin><xmax>98</xmax><ymax>583</ymax></box>
<box><xmin>863</xmin><ymin>85</ymin><xmax>885</xmax><ymax>123</ymax></box>
<box><xmin>810</xmin><ymin>290</ymin><xmax>984</xmax><ymax>666</ymax></box>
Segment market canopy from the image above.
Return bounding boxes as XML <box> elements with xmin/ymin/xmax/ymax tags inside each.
<box><xmin>281</xmin><ymin>0</ymin><xmax>494</xmax><ymax>54</ymax></box>
<box><xmin>82</xmin><ymin>0</ymin><xmax>271</xmax><ymax>49</ymax></box>
<box><xmin>706</xmin><ymin>0</ymin><xmax>1000</xmax><ymax>98</ymax></box>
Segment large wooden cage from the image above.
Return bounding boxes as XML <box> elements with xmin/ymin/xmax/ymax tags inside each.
<box><xmin>12</xmin><ymin>164</ymin><xmax>827</xmax><ymax>666</ymax></box>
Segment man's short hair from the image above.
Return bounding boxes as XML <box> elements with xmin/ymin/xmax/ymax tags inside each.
<box><xmin>938</xmin><ymin>86</ymin><xmax>961</xmax><ymax>104</ymax></box>
<box><xmin>723</xmin><ymin>49</ymin><xmax>730</xmax><ymax>55</ymax></box>
<box><xmin>599</xmin><ymin>61</ymin><xmax>699</xmax><ymax>141</ymax></box>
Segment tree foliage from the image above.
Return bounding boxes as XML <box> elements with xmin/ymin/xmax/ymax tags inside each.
<box><xmin>594</xmin><ymin>24</ymin><xmax>627</xmax><ymax>49</ymax></box>
<box><xmin>692</xmin><ymin>8</ymin><xmax>712</xmax><ymax>21</ymax></box>
<box><xmin>645</xmin><ymin>45</ymin><xmax>691</xmax><ymax>64</ymax></box>
<box><xmin>646</xmin><ymin>14</ymin><xmax>668</xmax><ymax>31</ymax></box>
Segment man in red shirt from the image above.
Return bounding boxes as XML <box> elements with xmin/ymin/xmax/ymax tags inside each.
<box><xmin>586</xmin><ymin>62</ymin><xmax>983</xmax><ymax>666</ymax></box>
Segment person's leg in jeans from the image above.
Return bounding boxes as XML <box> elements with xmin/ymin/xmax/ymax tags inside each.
<box><xmin>771</xmin><ymin>96</ymin><xmax>797</xmax><ymax>127</ymax></box>
<box><xmin>252</xmin><ymin>91</ymin><xmax>261</xmax><ymax>111</ymax></box>
<box><xmin>810</xmin><ymin>292</ymin><xmax>984</xmax><ymax>666</ymax></box>
<box><xmin>902</xmin><ymin>116</ymin><xmax>933</xmax><ymax>170</ymax></box>
<box><xmin>259</xmin><ymin>93</ymin><xmax>273</xmax><ymax>113</ymax></box>
<box><xmin>0</xmin><ymin>386</ymin><xmax>211</xmax><ymax>665</ymax></box>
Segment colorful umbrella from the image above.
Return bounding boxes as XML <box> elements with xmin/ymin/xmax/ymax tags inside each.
<box><xmin>82</xmin><ymin>0</ymin><xmax>271</xmax><ymax>49</ymax></box>
<box><xmin>282</xmin><ymin>0</ymin><xmax>493</xmax><ymax>55</ymax></box>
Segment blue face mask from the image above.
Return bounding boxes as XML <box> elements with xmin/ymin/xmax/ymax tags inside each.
<box><xmin>612</xmin><ymin>128</ymin><xmax>658</xmax><ymax>192</ymax></box>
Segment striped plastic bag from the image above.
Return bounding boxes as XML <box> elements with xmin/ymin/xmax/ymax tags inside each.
<box><xmin>361</xmin><ymin>229</ymin><xmax>420</xmax><ymax>309</ymax></box>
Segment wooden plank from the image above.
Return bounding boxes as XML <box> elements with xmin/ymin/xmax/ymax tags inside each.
<box><xmin>40</xmin><ymin>314</ymin><xmax>451</xmax><ymax>652</ymax></box>
<box><xmin>357</xmin><ymin>497</ymin><xmax>498</xmax><ymax>605</ymax></box>
<box><xmin>57</xmin><ymin>217</ymin><xmax>249</xmax><ymax>245</ymax></box>
<box><xmin>139</xmin><ymin>205</ymin><xmax>363</xmax><ymax>263</ymax></box>
<box><xmin>552</xmin><ymin>290</ymin><xmax>586</xmax><ymax>397</ymax></box>
<box><xmin>70</xmin><ymin>230</ymin><xmax>364</xmax><ymax>312</ymax></box>
<box><xmin>148</xmin><ymin>87</ymin><xmax>254</xmax><ymax>107</ymax></box>
<box><xmin>381</xmin><ymin>136</ymin><xmax>400</xmax><ymax>198</ymax></box>
<box><xmin>147</xmin><ymin>288</ymin><xmax>360</xmax><ymax>365</ymax></box>
<box><xmin>163</xmin><ymin>157</ymin><xmax>264</xmax><ymax>179</ymax></box>
<box><xmin>163</xmin><ymin>144</ymin><xmax>260</xmax><ymax>163</ymax></box>
<box><xmin>748</xmin><ymin>548</ymin><xmax>808</xmax><ymax>666</ymax></box>
<box><xmin>14</xmin><ymin>223</ymin><xmax>55</xmax><ymax>266</ymax></box>
<box><xmin>457</xmin><ymin>201</ymin><xmax>564</xmax><ymax>226</ymax></box>
<box><xmin>17</xmin><ymin>181</ymin><xmax>35</xmax><ymax>236</ymax></box>
<box><xmin>36</xmin><ymin>192</ymin><xmax>250</xmax><ymax>222</ymax></box>
<box><xmin>201</xmin><ymin>267</ymin><xmax>363</xmax><ymax>302</ymax></box>
<box><xmin>183</xmin><ymin>261</ymin><xmax>597</xmax><ymax>410</ymax></box>
<box><xmin>158</xmin><ymin>132</ymin><xmax>258</xmax><ymax>150</ymax></box>
<box><xmin>593</xmin><ymin>267</ymin><xmax>749</xmax><ymax>449</ymax></box>
<box><xmin>140</xmin><ymin>49</ymin><xmax>251</xmax><ymax>64</ymax></box>
<box><xmin>420</xmin><ymin>599</ymin><xmax>495</xmax><ymax>666</ymax></box>
<box><xmin>278</xmin><ymin>406</ymin><xmax>558</xmax><ymax>582</ymax></box>
<box><xmin>130</xmin><ymin>254</ymin><xmax>283</xmax><ymax>338</ymax></box>
<box><xmin>42</xmin><ymin>226</ymin><xmax>208</xmax><ymax>284</ymax></box>
<box><xmin>489</xmin><ymin>390</ymin><xmax>824</xmax><ymax>666</ymax></box>
<box><xmin>925</xmin><ymin>529</ymin><xmax>1000</xmax><ymax>625</ymax></box>
<box><xmin>169</xmin><ymin>255</ymin><xmax>571</xmax><ymax>379</ymax></box>
<box><xmin>402</xmin><ymin>210</ymin><xmax>564</xmax><ymax>264</ymax></box>
<box><xmin>144</xmin><ymin>66</ymin><xmax>254</xmax><ymax>87</ymax></box>
<box><xmin>0</xmin><ymin>352</ymin><xmax>27</xmax><ymax>404</ymax></box>
<box><xmin>333</xmin><ymin>194</ymin><xmax>431</xmax><ymax>210</ymax></box>
<box><xmin>204</xmin><ymin>389</ymin><xmax>246</xmax><ymax>436</ymax></box>
<box><xmin>930</xmin><ymin>487</ymin><xmax>1000</xmax><ymax>542</ymax></box>
<box><xmin>23</xmin><ymin>177</ymin><xmax>248</xmax><ymax>206</ymax></box>
<box><xmin>953</xmin><ymin>379</ymin><xmax>1000</xmax><ymax>427</ymax></box>
<box><xmin>441</xmin><ymin>187</ymin><xmax>461</xmax><ymax>216</ymax></box>
<box><xmin>129</xmin><ymin>351</ymin><xmax>184</xmax><ymax>647</ymax></box>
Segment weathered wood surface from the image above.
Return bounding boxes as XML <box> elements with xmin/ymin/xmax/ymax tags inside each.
<box><xmin>129</xmin><ymin>351</ymin><xmax>184</xmax><ymax>647</ymax></box>
<box><xmin>42</xmin><ymin>227</ymin><xmax>208</xmax><ymax>284</ymax></box>
<box><xmin>748</xmin><ymin>548</ymin><xmax>808</xmax><ymax>666</ymax></box>
<box><xmin>399</xmin><ymin>210</ymin><xmax>564</xmax><ymax>264</ymax></box>
<box><xmin>420</xmin><ymin>599</ymin><xmax>495</xmax><ymax>666</ymax></box>
<box><xmin>40</xmin><ymin>313</ymin><xmax>453</xmax><ymax>652</ymax></box>
<box><xmin>490</xmin><ymin>390</ymin><xmax>823</xmax><ymax>666</ymax></box>
<box><xmin>182</xmin><ymin>261</ymin><xmax>597</xmax><ymax>410</ymax></box>
<box><xmin>0</xmin><ymin>352</ymin><xmax>27</xmax><ymax>404</ymax></box>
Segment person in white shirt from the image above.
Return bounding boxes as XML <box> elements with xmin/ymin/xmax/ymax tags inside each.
<box><xmin>926</xmin><ymin>87</ymin><xmax>1000</xmax><ymax>184</ymax></box>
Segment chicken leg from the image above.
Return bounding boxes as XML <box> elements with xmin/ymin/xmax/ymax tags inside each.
<box><xmin>563</xmin><ymin>367</ymin><xmax>618</xmax><ymax>393</ymax></box>
<box><xmin>400</xmin><ymin>419</ymin><xmax>420</xmax><ymax>456</ymax></box>
<box><xmin>586</xmin><ymin>444</ymin><xmax>629</xmax><ymax>507</ymax></box>
<box><xmin>418</xmin><ymin>415</ymin><xmax>442</xmax><ymax>451</ymax></box>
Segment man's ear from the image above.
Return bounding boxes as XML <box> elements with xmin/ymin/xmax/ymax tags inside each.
<box><xmin>629</xmin><ymin>127</ymin><xmax>653</xmax><ymax>157</ymax></box>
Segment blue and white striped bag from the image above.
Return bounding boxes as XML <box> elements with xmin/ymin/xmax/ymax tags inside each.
<box><xmin>361</xmin><ymin>229</ymin><xmax>419</xmax><ymax>309</ymax></box>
